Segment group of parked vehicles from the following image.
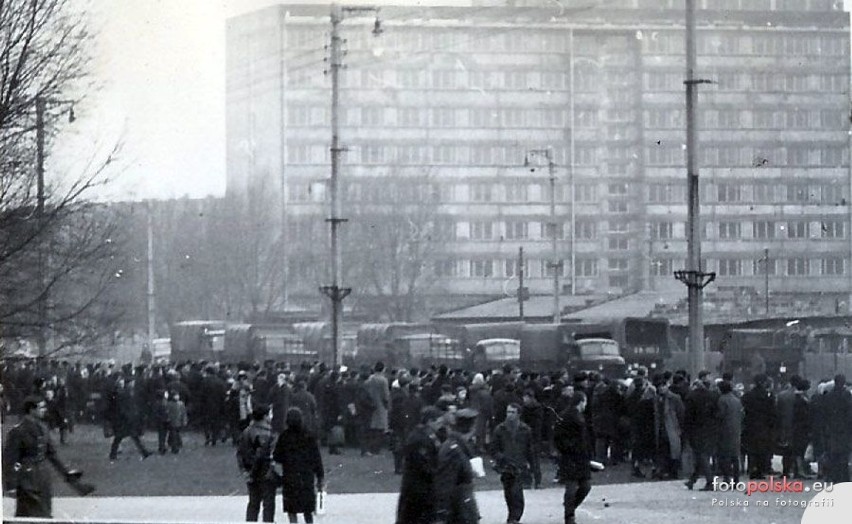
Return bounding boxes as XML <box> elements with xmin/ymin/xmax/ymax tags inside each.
<box><xmin>167</xmin><ymin>313</ymin><xmax>852</xmax><ymax>384</ymax></box>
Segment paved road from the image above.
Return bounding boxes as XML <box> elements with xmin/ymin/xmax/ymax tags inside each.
<box><xmin>6</xmin><ymin>479</ymin><xmax>843</xmax><ymax>524</ymax></box>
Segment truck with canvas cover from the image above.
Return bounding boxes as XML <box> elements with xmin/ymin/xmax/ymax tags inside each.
<box><xmin>169</xmin><ymin>321</ymin><xmax>227</xmax><ymax>362</ymax></box>
<box><xmin>519</xmin><ymin>323</ymin><xmax>626</xmax><ymax>378</ymax></box>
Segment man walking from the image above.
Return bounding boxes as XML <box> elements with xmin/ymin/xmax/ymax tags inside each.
<box><xmin>554</xmin><ymin>392</ymin><xmax>592</xmax><ymax>524</ymax></box>
<box><xmin>491</xmin><ymin>403</ymin><xmax>538</xmax><ymax>524</ymax></box>
<box><xmin>3</xmin><ymin>396</ymin><xmax>94</xmax><ymax>517</ymax></box>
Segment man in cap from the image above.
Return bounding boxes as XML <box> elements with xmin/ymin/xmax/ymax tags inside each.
<box><xmin>396</xmin><ymin>406</ymin><xmax>444</xmax><ymax>524</ymax></box>
<box><xmin>3</xmin><ymin>395</ymin><xmax>95</xmax><ymax>517</ymax></box>
<box><xmin>434</xmin><ymin>408</ymin><xmax>480</xmax><ymax>524</ymax></box>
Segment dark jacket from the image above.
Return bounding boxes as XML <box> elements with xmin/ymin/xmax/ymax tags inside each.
<box><xmin>396</xmin><ymin>424</ymin><xmax>439</xmax><ymax>524</ymax></box>
<box><xmin>267</xmin><ymin>383</ymin><xmax>291</xmax><ymax>434</ymax></box>
<box><xmin>554</xmin><ymin>407</ymin><xmax>592</xmax><ymax>481</ymax></box>
<box><xmin>491</xmin><ymin>419</ymin><xmax>536</xmax><ymax>478</ymax></box>
<box><xmin>716</xmin><ymin>391</ymin><xmax>743</xmax><ymax>457</ymax></box>
<box><xmin>684</xmin><ymin>385</ymin><xmax>719</xmax><ymax>453</ymax></box>
<box><xmin>273</xmin><ymin>427</ymin><xmax>324</xmax><ymax>514</ymax></box>
<box><xmin>3</xmin><ymin>416</ymin><xmax>72</xmax><ymax>517</ymax></box>
<box><xmin>237</xmin><ymin>419</ymin><xmax>277</xmax><ymax>483</ymax></box>
<box><xmin>434</xmin><ymin>431</ymin><xmax>479</xmax><ymax>524</ymax></box>
<box><xmin>742</xmin><ymin>386</ymin><xmax>777</xmax><ymax>454</ymax></box>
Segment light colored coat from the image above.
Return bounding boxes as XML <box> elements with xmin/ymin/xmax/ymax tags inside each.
<box><xmin>364</xmin><ymin>372</ymin><xmax>390</xmax><ymax>431</ymax></box>
<box><xmin>654</xmin><ymin>390</ymin><xmax>684</xmax><ymax>460</ymax></box>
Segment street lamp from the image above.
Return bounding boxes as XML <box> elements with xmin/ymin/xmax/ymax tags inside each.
<box><xmin>525</xmin><ymin>148</ymin><xmax>560</xmax><ymax>323</ymax></box>
<box><xmin>34</xmin><ymin>96</ymin><xmax>75</xmax><ymax>357</ymax></box>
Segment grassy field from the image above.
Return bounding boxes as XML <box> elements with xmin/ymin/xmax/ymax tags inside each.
<box><xmin>2</xmin><ymin>420</ymin><xmax>644</xmax><ymax>497</ymax></box>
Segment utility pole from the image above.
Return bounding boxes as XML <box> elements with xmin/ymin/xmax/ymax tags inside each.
<box><xmin>518</xmin><ymin>247</ymin><xmax>525</xmax><ymax>321</ymax></box>
<box><xmin>35</xmin><ymin>97</ymin><xmax>46</xmax><ymax>357</ymax></box>
<box><xmin>147</xmin><ymin>200</ymin><xmax>156</xmax><ymax>349</ymax></box>
<box><xmin>568</xmin><ymin>27</ymin><xmax>576</xmax><ymax>296</ymax></box>
<box><xmin>320</xmin><ymin>4</ymin><xmax>381</xmax><ymax>368</ymax></box>
<box><xmin>763</xmin><ymin>247</ymin><xmax>770</xmax><ymax>316</ymax></box>
<box><xmin>525</xmin><ymin>148</ymin><xmax>560</xmax><ymax>324</ymax></box>
<box><xmin>674</xmin><ymin>0</ymin><xmax>714</xmax><ymax>378</ymax></box>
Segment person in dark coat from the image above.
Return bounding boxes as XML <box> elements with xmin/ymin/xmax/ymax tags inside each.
<box><xmin>791</xmin><ymin>379</ymin><xmax>812</xmax><ymax>478</ymax></box>
<box><xmin>491</xmin><ymin>403</ymin><xmax>537</xmax><ymax>524</ymax></box>
<box><xmin>554</xmin><ymin>392</ymin><xmax>592</xmax><ymax>524</ymax></box>
<box><xmin>822</xmin><ymin>374</ymin><xmax>852</xmax><ymax>483</ymax></box>
<box><xmin>741</xmin><ymin>374</ymin><xmax>777</xmax><ymax>479</ymax></box>
<box><xmin>396</xmin><ymin>406</ymin><xmax>443</xmax><ymax>524</ymax></box>
<box><xmin>683</xmin><ymin>372</ymin><xmax>719</xmax><ymax>490</ymax></box>
<box><xmin>390</xmin><ymin>374</ymin><xmax>413</xmax><ymax>474</ymax></box>
<box><xmin>3</xmin><ymin>396</ymin><xmax>94</xmax><ymax>517</ymax></box>
<box><xmin>200</xmin><ymin>366</ymin><xmax>227</xmax><ymax>445</ymax></box>
<box><xmin>626</xmin><ymin>377</ymin><xmax>655</xmax><ymax>478</ymax></box>
<box><xmin>106</xmin><ymin>375</ymin><xmax>151</xmax><ymax>461</ymax></box>
<box><xmin>237</xmin><ymin>404</ymin><xmax>278</xmax><ymax>522</ymax></box>
<box><xmin>776</xmin><ymin>376</ymin><xmax>798</xmax><ymax>477</ymax></box>
<box><xmin>467</xmin><ymin>373</ymin><xmax>493</xmax><ymax>454</ymax></box>
<box><xmin>273</xmin><ymin>407</ymin><xmax>325</xmax><ymax>524</ymax></box>
<box><xmin>320</xmin><ymin>371</ymin><xmax>343</xmax><ymax>454</ymax></box>
<box><xmin>652</xmin><ymin>375</ymin><xmax>684</xmax><ymax>480</ymax></box>
<box><xmin>267</xmin><ymin>372</ymin><xmax>292</xmax><ymax>434</ymax></box>
<box><xmin>716</xmin><ymin>380</ymin><xmax>743</xmax><ymax>484</ymax></box>
<box><xmin>434</xmin><ymin>408</ymin><xmax>480</xmax><ymax>524</ymax></box>
<box><xmin>592</xmin><ymin>380</ymin><xmax>624</xmax><ymax>466</ymax></box>
<box><xmin>289</xmin><ymin>379</ymin><xmax>318</xmax><ymax>436</ymax></box>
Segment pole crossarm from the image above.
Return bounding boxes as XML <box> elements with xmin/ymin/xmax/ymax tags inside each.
<box><xmin>320</xmin><ymin>286</ymin><xmax>352</xmax><ymax>302</ymax></box>
<box><xmin>674</xmin><ymin>270</ymin><xmax>715</xmax><ymax>290</ymax></box>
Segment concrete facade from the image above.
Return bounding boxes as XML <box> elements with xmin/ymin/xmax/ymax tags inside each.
<box><xmin>225</xmin><ymin>0</ymin><xmax>851</xmax><ymax>314</ymax></box>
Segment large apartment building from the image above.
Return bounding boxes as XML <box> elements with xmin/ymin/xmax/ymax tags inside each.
<box><xmin>225</xmin><ymin>0</ymin><xmax>851</xmax><ymax>316</ymax></box>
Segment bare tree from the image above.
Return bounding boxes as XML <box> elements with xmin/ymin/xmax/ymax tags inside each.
<box><xmin>0</xmin><ymin>0</ymin><xmax>125</xmax><ymax>358</ymax></box>
<box><xmin>344</xmin><ymin>171</ymin><xmax>442</xmax><ymax>321</ymax></box>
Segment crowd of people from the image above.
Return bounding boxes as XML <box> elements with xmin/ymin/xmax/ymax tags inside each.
<box><xmin>3</xmin><ymin>357</ymin><xmax>852</xmax><ymax>523</ymax></box>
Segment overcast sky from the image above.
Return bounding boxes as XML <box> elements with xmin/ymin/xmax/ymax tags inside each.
<box><xmin>55</xmin><ymin>0</ymin><xmax>851</xmax><ymax>202</ymax></box>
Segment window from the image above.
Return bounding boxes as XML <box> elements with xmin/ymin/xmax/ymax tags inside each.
<box><xmin>575</xmin><ymin>259</ymin><xmax>598</xmax><ymax>277</ymax></box>
<box><xmin>786</xmin><ymin>221</ymin><xmax>808</xmax><ymax>239</ymax></box>
<box><xmin>576</xmin><ymin>221</ymin><xmax>596</xmax><ymax>240</ymax></box>
<box><xmin>717</xmin><ymin>184</ymin><xmax>742</xmax><ymax>202</ymax></box>
<box><xmin>786</xmin><ymin>184</ymin><xmax>809</xmax><ymax>203</ymax></box>
<box><xmin>608</xmin><ymin>183</ymin><xmax>628</xmax><ymax>195</ymax></box>
<box><xmin>575</xmin><ymin>184</ymin><xmax>597</xmax><ymax>203</ymax></box>
<box><xmin>821</xmin><ymin>184</ymin><xmax>847</xmax><ymax>204</ymax></box>
<box><xmin>650</xmin><ymin>222</ymin><xmax>673</xmax><ymax>240</ymax></box>
<box><xmin>399</xmin><ymin>108</ymin><xmax>424</xmax><ymax>127</ymax></box>
<box><xmin>608</xmin><ymin>258</ymin><xmax>628</xmax><ymax>271</ymax></box>
<box><xmin>433</xmin><ymin>108</ymin><xmax>456</xmax><ymax>127</ymax></box>
<box><xmin>650</xmin><ymin>258</ymin><xmax>673</xmax><ymax>276</ymax></box>
<box><xmin>754</xmin><ymin>258</ymin><xmax>776</xmax><ymax>276</ymax></box>
<box><xmin>609</xmin><ymin>221</ymin><xmax>629</xmax><ymax>233</ymax></box>
<box><xmin>754</xmin><ymin>221</ymin><xmax>776</xmax><ymax>239</ymax></box>
<box><xmin>822</xmin><ymin>258</ymin><xmax>845</xmax><ymax>276</ymax></box>
<box><xmin>362</xmin><ymin>107</ymin><xmax>383</xmax><ymax>126</ymax></box>
<box><xmin>434</xmin><ymin>259</ymin><xmax>458</xmax><ymax>277</ymax></box>
<box><xmin>433</xmin><ymin>70</ymin><xmax>457</xmax><ymax>89</ymax></box>
<box><xmin>609</xmin><ymin>275</ymin><xmax>628</xmax><ymax>288</ymax></box>
<box><xmin>753</xmin><ymin>184</ymin><xmax>777</xmax><ymax>203</ymax></box>
<box><xmin>542</xmin><ymin>259</ymin><xmax>566</xmax><ymax>278</ymax></box>
<box><xmin>470</xmin><ymin>260</ymin><xmax>494</xmax><ymax>278</ymax></box>
<box><xmin>470</xmin><ymin>183</ymin><xmax>493</xmax><ymax>202</ymax></box>
<box><xmin>821</xmin><ymin>220</ymin><xmax>845</xmax><ymax>239</ymax></box>
<box><xmin>470</xmin><ymin>221</ymin><xmax>494</xmax><ymax>240</ymax></box>
<box><xmin>505</xmin><ymin>221</ymin><xmax>529</xmax><ymax>240</ymax></box>
<box><xmin>608</xmin><ymin>237</ymin><xmax>629</xmax><ymax>250</ymax></box>
<box><xmin>718</xmin><ymin>221</ymin><xmax>742</xmax><ymax>239</ymax></box>
<box><xmin>505</xmin><ymin>183</ymin><xmax>529</xmax><ymax>202</ymax></box>
<box><xmin>505</xmin><ymin>71</ymin><xmax>528</xmax><ymax>90</ymax></box>
<box><xmin>504</xmin><ymin>258</ymin><xmax>529</xmax><ymax>278</ymax></box>
<box><xmin>717</xmin><ymin>259</ymin><xmax>742</xmax><ymax>276</ymax></box>
<box><xmin>608</xmin><ymin>201</ymin><xmax>628</xmax><ymax>214</ymax></box>
<box><xmin>787</xmin><ymin>258</ymin><xmax>809</xmax><ymax>276</ymax></box>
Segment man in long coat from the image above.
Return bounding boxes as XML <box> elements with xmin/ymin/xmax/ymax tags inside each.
<box><xmin>396</xmin><ymin>406</ymin><xmax>443</xmax><ymax>524</ymax></box>
<box><xmin>741</xmin><ymin>374</ymin><xmax>776</xmax><ymax>479</ymax></box>
<box><xmin>267</xmin><ymin>371</ymin><xmax>291</xmax><ymax>434</ymax></box>
<box><xmin>364</xmin><ymin>361</ymin><xmax>390</xmax><ymax>454</ymax></box>
<box><xmin>652</xmin><ymin>375</ymin><xmax>684</xmax><ymax>480</ymax></box>
<box><xmin>554</xmin><ymin>392</ymin><xmax>592</xmax><ymax>524</ymax></box>
<box><xmin>684</xmin><ymin>372</ymin><xmax>719</xmax><ymax>490</ymax></box>
<box><xmin>3</xmin><ymin>396</ymin><xmax>94</xmax><ymax>516</ymax></box>
<box><xmin>822</xmin><ymin>374</ymin><xmax>852</xmax><ymax>483</ymax></box>
<box><xmin>716</xmin><ymin>380</ymin><xmax>744</xmax><ymax>484</ymax></box>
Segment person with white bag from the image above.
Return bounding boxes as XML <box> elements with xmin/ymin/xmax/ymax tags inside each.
<box><xmin>273</xmin><ymin>407</ymin><xmax>325</xmax><ymax>524</ymax></box>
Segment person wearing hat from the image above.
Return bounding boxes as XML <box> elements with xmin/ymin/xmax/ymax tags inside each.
<box><xmin>822</xmin><ymin>374</ymin><xmax>852</xmax><ymax>483</ymax></box>
<box><xmin>790</xmin><ymin>378</ymin><xmax>813</xmax><ymax>479</ymax></box>
<box><xmin>741</xmin><ymin>373</ymin><xmax>776</xmax><ymax>479</ymax></box>
<box><xmin>237</xmin><ymin>404</ymin><xmax>278</xmax><ymax>522</ymax></box>
<box><xmin>396</xmin><ymin>406</ymin><xmax>444</xmax><ymax>524</ymax></box>
<box><xmin>363</xmin><ymin>361</ymin><xmax>391</xmax><ymax>454</ymax></box>
<box><xmin>3</xmin><ymin>395</ymin><xmax>95</xmax><ymax>517</ymax></box>
<box><xmin>434</xmin><ymin>407</ymin><xmax>480</xmax><ymax>524</ymax></box>
<box><xmin>105</xmin><ymin>374</ymin><xmax>152</xmax><ymax>461</ymax></box>
<box><xmin>554</xmin><ymin>392</ymin><xmax>592</xmax><ymax>524</ymax></box>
